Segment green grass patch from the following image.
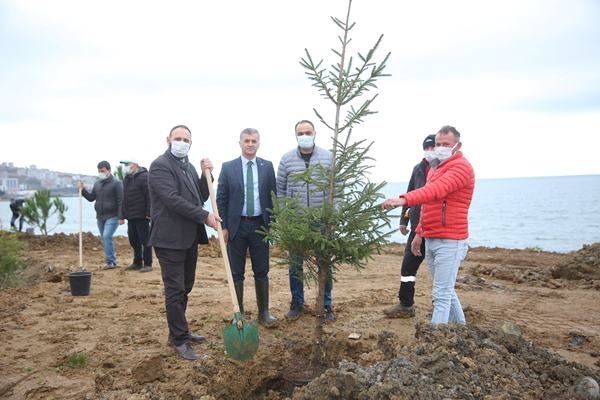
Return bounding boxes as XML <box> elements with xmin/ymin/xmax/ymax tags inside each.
<box><xmin>0</xmin><ymin>232</ymin><xmax>23</xmax><ymax>287</ymax></box>
<box><xmin>64</xmin><ymin>352</ymin><xmax>89</xmax><ymax>369</ymax></box>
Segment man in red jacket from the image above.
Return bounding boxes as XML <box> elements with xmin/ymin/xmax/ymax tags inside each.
<box><xmin>383</xmin><ymin>125</ymin><xmax>475</xmax><ymax>325</ymax></box>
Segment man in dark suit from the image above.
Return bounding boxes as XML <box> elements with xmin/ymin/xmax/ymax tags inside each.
<box><xmin>148</xmin><ymin>125</ymin><xmax>219</xmax><ymax>361</ymax></box>
<box><xmin>216</xmin><ymin>128</ymin><xmax>278</xmax><ymax>328</ymax></box>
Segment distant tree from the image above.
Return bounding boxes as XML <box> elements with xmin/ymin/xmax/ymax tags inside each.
<box><xmin>265</xmin><ymin>0</ymin><xmax>391</xmax><ymax>370</ymax></box>
<box><xmin>113</xmin><ymin>165</ymin><xmax>124</xmax><ymax>181</ymax></box>
<box><xmin>20</xmin><ymin>189</ymin><xmax>68</xmax><ymax>235</ymax></box>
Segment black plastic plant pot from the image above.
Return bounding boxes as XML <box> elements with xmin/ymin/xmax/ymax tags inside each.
<box><xmin>68</xmin><ymin>271</ymin><xmax>92</xmax><ymax>296</ymax></box>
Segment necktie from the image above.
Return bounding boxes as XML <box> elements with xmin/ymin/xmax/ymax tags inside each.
<box><xmin>246</xmin><ymin>160</ymin><xmax>254</xmax><ymax>216</ymax></box>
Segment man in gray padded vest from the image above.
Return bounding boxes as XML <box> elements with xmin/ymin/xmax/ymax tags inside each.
<box><xmin>276</xmin><ymin>120</ymin><xmax>335</xmax><ymax>321</ymax></box>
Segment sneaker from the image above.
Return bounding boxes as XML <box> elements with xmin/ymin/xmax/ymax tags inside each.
<box><xmin>285</xmin><ymin>304</ymin><xmax>303</xmax><ymax>319</ymax></box>
<box><xmin>139</xmin><ymin>265</ymin><xmax>153</xmax><ymax>273</ymax></box>
<box><xmin>324</xmin><ymin>306</ymin><xmax>335</xmax><ymax>322</ymax></box>
<box><xmin>102</xmin><ymin>263</ymin><xmax>117</xmax><ymax>270</ymax></box>
<box><xmin>383</xmin><ymin>303</ymin><xmax>415</xmax><ymax>318</ymax></box>
<box><xmin>126</xmin><ymin>263</ymin><xmax>142</xmax><ymax>270</ymax></box>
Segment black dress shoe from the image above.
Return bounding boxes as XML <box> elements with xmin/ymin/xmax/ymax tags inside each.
<box><xmin>189</xmin><ymin>333</ymin><xmax>205</xmax><ymax>343</ymax></box>
<box><xmin>126</xmin><ymin>263</ymin><xmax>142</xmax><ymax>270</ymax></box>
<box><xmin>174</xmin><ymin>342</ymin><xmax>199</xmax><ymax>360</ymax></box>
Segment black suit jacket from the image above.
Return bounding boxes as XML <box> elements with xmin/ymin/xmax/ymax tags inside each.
<box><xmin>216</xmin><ymin>156</ymin><xmax>276</xmax><ymax>241</ymax></box>
<box><xmin>148</xmin><ymin>150</ymin><xmax>211</xmax><ymax>249</ymax></box>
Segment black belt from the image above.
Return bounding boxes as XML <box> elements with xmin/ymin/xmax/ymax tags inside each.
<box><xmin>241</xmin><ymin>215</ymin><xmax>262</xmax><ymax>221</ymax></box>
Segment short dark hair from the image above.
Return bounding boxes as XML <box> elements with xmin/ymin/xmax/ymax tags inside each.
<box><xmin>97</xmin><ymin>160</ymin><xmax>111</xmax><ymax>170</ymax></box>
<box><xmin>169</xmin><ymin>125</ymin><xmax>192</xmax><ymax>137</ymax></box>
<box><xmin>294</xmin><ymin>120</ymin><xmax>315</xmax><ymax>132</ymax></box>
<box><xmin>438</xmin><ymin>125</ymin><xmax>461</xmax><ymax>141</ymax></box>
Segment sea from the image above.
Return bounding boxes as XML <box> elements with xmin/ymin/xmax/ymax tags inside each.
<box><xmin>1</xmin><ymin>175</ymin><xmax>598</xmax><ymax>253</ymax></box>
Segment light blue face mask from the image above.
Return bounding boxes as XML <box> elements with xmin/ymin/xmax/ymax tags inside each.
<box><xmin>170</xmin><ymin>140</ymin><xmax>191</xmax><ymax>158</ymax></box>
<box><xmin>297</xmin><ymin>134</ymin><xmax>315</xmax><ymax>149</ymax></box>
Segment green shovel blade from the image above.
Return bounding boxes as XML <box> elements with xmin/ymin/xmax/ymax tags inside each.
<box><xmin>223</xmin><ymin>312</ymin><xmax>259</xmax><ymax>361</ymax></box>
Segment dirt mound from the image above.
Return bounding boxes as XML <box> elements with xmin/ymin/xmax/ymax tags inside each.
<box><xmin>467</xmin><ymin>243</ymin><xmax>600</xmax><ymax>290</ymax></box>
<box><xmin>552</xmin><ymin>243</ymin><xmax>600</xmax><ymax>280</ymax></box>
<box><xmin>293</xmin><ymin>323</ymin><xmax>600</xmax><ymax>400</ymax></box>
<box><xmin>15</xmin><ymin>231</ymin><xmax>99</xmax><ymax>250</ymax></box>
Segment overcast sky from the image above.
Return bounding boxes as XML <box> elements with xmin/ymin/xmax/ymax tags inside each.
<box><xmin>1</xmin><ymin>0</ymin><xmax>599</xmax><ymax>182</ymax></box>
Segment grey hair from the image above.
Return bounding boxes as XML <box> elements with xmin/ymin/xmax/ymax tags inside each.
<box><xmin>437</xmin><ymin>125</ymin><xmax>461</xmax><ymax>141</ymax></box>
<box><xmin>239</xmin><ymin>128</ymin><xmax>260</xmax><ymax>141</ymax></box>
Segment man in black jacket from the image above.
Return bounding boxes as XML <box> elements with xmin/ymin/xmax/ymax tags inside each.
<box><xmin>148</xmin><ymin>125</ymin><xmax>219</xmax><ymax>361</ymax></box>
<box><xmin>384</xmin><ymin>134</ymin><xmax>435</xmax><ymax>318</ymax></box>
<box><xmin>78</xmin><ymin>160</ymin><xmax>124</xmax><ymax>269</ymax></box>
<box><xmin>9</xmin><ymin>198</ymin><xmax>25</xmax><ymax>232</ymax></box>
<box><xmin>119</xmin><ymin>159</ymin><xmax>152</xmax><ymax>272</ymax></box>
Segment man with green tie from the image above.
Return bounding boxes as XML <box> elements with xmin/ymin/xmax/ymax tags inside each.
<box><xmin>216</xmin><ymin>128</ymin><xmax>279</xmax><ymax>328</ymax></box>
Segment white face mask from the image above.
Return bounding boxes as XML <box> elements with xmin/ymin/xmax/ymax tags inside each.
<box><xmin>297</xmin><ymin>134</ymin><xmax>315</xmax><ymax>149</ymax></box>
<box><xmin>432</xmin><ymin>142</ymin><xmax>459</xmax><ymax>164</ymax></box>
<box><xmin>123</xmin><ymin>165</ymin><xmax>132</xmax><ymax>175</ymax></box>
<box><xmin>98</xmin><ymin>172</ymin><xmax>109</xmax><ymax>180</ymax></box>
<box><xmin>170</xmin><ymin>140</ymin><xmax>191</xmax><ymax>158</ymax></box>
<box><xmin>424</xmin><ymin>150</ymin><xmax>436</xmax><ymax>163</ymax></box>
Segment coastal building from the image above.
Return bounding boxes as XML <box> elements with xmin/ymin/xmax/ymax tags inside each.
<box><xmin>0</xmin><ymin>162</ymin><xmax>96</xmax><ymax>197</ymax></box>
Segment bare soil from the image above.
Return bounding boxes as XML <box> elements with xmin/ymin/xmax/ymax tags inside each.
<box><xmin>0</xmin><ymin>233</ymin><xmax>599</xmax><ymax>399</ymax></box>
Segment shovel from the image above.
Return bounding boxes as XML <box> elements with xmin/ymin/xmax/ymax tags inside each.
<box><xmin>204</xmin><ymin>169</ymin><xmax>259</xmax><ymax>361</ymax></box>
<box><xmin>68</xmin><ymin>187</ymin><xmax>92</xmax><ymax>296</ymax></box>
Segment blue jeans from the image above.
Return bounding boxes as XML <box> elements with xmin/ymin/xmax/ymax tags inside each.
<box><xmin>97</xmin><ymin>217</ymin><xmax>119</xmax><ymax>265</ymax></box>
<box><xmin>289</xmin><ymin>254</ymin><xmax>332</xmax><ymax>307</ymax></box>
<box><xmin>11</xmin><ymin>212</ymin><xmax>24</xmax><ymax>232</ymax></box>
<box><xmin>425</xmin><ymin>238</ymin><xmax>468</xmax><ymax>325</ymax></box>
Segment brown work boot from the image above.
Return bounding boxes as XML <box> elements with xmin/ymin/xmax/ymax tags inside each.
<box><xmin>383</xmin><ymin>303</ymin><xmax>415</xmax><ymax>318</ymax></box>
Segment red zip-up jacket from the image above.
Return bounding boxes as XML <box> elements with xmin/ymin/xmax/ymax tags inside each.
<box><xmin>401</xmin><ymin>152</ymin><xmax>474</xmax><ymax>240</ymax></box>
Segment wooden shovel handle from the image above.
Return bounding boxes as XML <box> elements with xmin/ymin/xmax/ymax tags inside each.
<box><xmin>203</xmin><ymin>169</ymin><xmax>242</xmax><ymax>315</ymax></box>
<box><xmin>79</xmin><ymin>187</ymin><xmax>83</xmax><ymax>270</ymax></box>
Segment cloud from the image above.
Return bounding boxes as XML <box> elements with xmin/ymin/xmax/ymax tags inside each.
<box><xmin>1</xmin><ymin>0</ymin><xmax>600</xmax><ymax>180</ymax></box>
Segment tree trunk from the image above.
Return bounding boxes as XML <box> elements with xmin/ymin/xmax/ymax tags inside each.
<box><xmin>311</xmin><ymin>256</ymin><xmax>329</xmax><ymax>368</ymax></box>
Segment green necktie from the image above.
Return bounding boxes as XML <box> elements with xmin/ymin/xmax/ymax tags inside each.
<box><xmin>246</xmin><ymin>160</ymin><xmax>254</xmax><ymax>216</ymax></box>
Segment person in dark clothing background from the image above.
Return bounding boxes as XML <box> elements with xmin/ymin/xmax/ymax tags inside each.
<box><xmin>119</xmin><ymin>159</ymin><xmax>153</xmax><ymax>272</ymax></box>
<box><xmin>9</xmin><ymin>198</ymin><xmax>25</xmax><ymax>232</ymax></box>
<box><xmin>384</xmin><ymin>134</ymin><xmax>436</xmax><ymax>318</ymax></box>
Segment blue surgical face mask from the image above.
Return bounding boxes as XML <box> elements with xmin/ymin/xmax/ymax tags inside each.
<box><xmin>297</xmin><ymin>134</ymin><xmax>315</xmax><ymax>149</ymax></box>
<box><xmin>170</xmin><ymin>140</ymin><xmax>191</xmax><ymax>158</ymax></box>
